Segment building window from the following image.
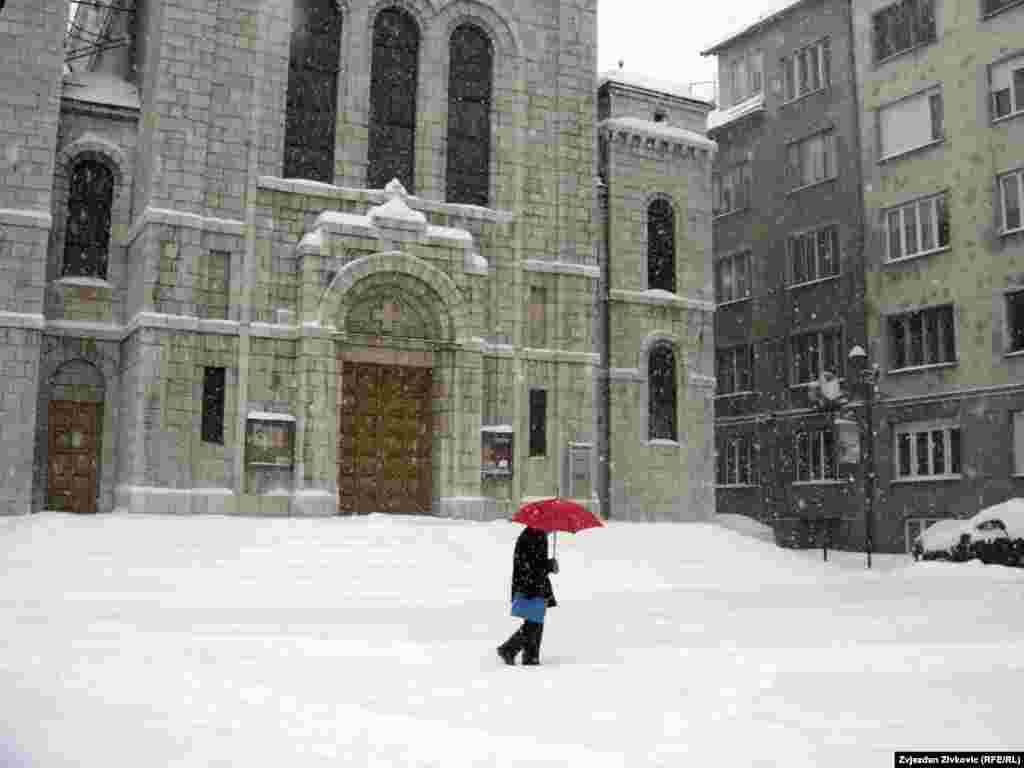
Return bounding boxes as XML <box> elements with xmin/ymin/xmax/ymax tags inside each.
<box><xmin>283</xmin><ymin>0</ymin><xmax>342</xmax><ymax>182</ymax></box>
<box><xmin>888</xmin><ymin>305</ymin><xmax>956</xmax><ymax>370</ymax></box>
<box><xmin>886</xmin><ymin>193</ymin><xmax>950</xmax><ymax>261</ymax></box>
<box><xmin>446</xmin><ymin>24</ymin><xmax>492</xmax><ymax>206</ymax></box>
<box><xmin>367</xmin><ymin>7</ymin><xmax>419</xmax><ymax>192</ymax></box>
<box><xmin>647</xmin><ymin>198</ymin><xmax>675</xmax><ymax>292</ymax></box>
<box><xmin>895</xmin><ymin>422</ymin><xmax>961</xmax><ymax>480</ymax></box>
<box><xmin>201</xmin><ymin>367</ymin><xmax>226</xmax><ymax>444</ymax></box>
<box><xmin>721</xmin><ymin>49</ymin><xmax>763</xmax><ymax>107</ymax></box>
<box><xmin>716</xmin><ymin>344</ymin><xmax>755</xmax><ymax>395</ymax></box>
<box><xmin>991</xmin><ymin>55</ymin><xmax>1024</xmax><ymax>120</ymax></box>
<box><xmin>983</xmin><ymin>0</ymin><xmax>1023</xmax><ymax>16</ymax></box>
<box><xmin>648</xmin><ymin>344</ymin><xmax>677</xmax><ymax>441</ymax></box>
<box><xmin>788</xmin><ymin>224</ymin><xmax>839</xmax><ymax>285</ymax></box>
<box><xmin>872</xmin><ymin>0</ymin><xmax>936</xmax><ymax>63</ymax></box>
<box><xmin>782</xmin><ymin>38</ymin><xmax>831</xmax><ymax>102</ymax></box>
<box><xmin>716</xmin><ymin>435</ymin><xmax>759</xmax><ymax>486</ymax></box>
<box><xmin>1007</xmin><ymin>291</ymin><xmax>1024</xmax><ymax>353</ymax></box>
<box><xmin>999</xmin><ymin>168</ymin><xmax>1024</xmax><ymax>234</ymax></box>
<box><xmin>715</xmin><ymin>250</ymin><xmax>752</xmax><ymax>304</ymax></box>
<box><xmin>786</xmin><ymin>131</ymin><xmax>835</xmax><ymax>189</ymax></box>
<box><xmin>879</xmin><ymin>88</ymin><xmax>944</xmax><ymax>160</ymax></box>
<box><xmin>794</xmin><ymin>428</ymin><xmax>838</xmax><ymax>482</ymax></box>
<box><xmin>1013</xmin><ymin>411</ymin><xmax>1024</xmax><ymax>475</ymax></box>
<box><xmin>529</xmin><ymin>389</ymin><xmax>547</xmax><ymax>457</ymax></box>
<box><xmin>791</xmin><ymin>328</ymin><xmax>843</xmax><ymax>385</ymax></box>
<box><xmin>63</xmin><ymin>158</ymin><xmax>114</xmax><ymax>279</ymax></box>
<box><xmin>712</xmin><ymin>162</ymin><xmax>751</xmax><ymax>216</ymax></box>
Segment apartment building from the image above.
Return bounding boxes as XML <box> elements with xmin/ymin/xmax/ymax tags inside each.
<box><xmin>702</xmin><ymin>0</ymin><xmax>870</xmax><ymax>550</ymax></box>
<box><xmin>851</xmin><ymin>0</ymin><xmax>1024</xmax><ymax>550</ymax></box>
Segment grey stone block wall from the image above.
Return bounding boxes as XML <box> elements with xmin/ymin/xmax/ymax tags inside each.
<box><xmin>0</xmin><ymin>328</ymin><xmax>42</xmax><ymax>516</ymax></box>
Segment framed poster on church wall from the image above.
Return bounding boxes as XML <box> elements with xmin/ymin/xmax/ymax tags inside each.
<box><xmin>481</xmin><ymin>427</ymin><xmax>514</xmax><ymax>478</ymax></box>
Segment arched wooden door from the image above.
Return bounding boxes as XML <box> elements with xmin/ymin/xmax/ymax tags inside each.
<box><xmin>47</xmin><ymin>400</ymin><xmax>101</xmax><ymax>513</ymax></box>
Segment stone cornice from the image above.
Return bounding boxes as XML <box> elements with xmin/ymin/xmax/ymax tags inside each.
<box><xmin>599</xmin><ymin>118</ymin><xmax>716</xmax><ymax>164</ymax></box>
<box><xmin>611</xmin><ymin>289</ymin><xmax>714</xmax><ymax>312</ymax></box>
<box><xmin>125</xmin><ymin>207</ymin><xmax>246</xmax><ymax>246</ymax></box>
<box><xmin>523</xmin><ymin>259</ymin><xmax>600</xmax><ymax>278</ymax></box>
<box><xmin>0</xmin><ymin>208</ymin><xmax>53</xmax><ymax>230</ymax></box>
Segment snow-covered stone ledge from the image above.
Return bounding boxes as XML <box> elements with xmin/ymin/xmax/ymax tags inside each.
<box><xmin>611</xmin><ymin>289</ymin><xmax>714</xmax><ymax>312</ymax></box>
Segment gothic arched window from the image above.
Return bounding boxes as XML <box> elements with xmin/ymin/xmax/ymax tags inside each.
<box><xmin>647</xmin><ymin>198</ymin><xmax>675</xmax><ymax>292</ymax></box>
<box><xmin>446</xmin><ymin>23</ymin><xmax>493</xmax><ymax>206</ymax></box>
<box><xmin>648</xmin><ymin>343</ymin><xmax>677</xmax><ymax>441</ymax></box>
<box><xmin>367</xmin><ymin>7</ymin><xmax>419</xmax><ymax>192</ymax></box>
<box><xmin>63</xmin><ymin>158</ymin><xmax>113</xmax><ymax>279</ymax></box>
<box><xmin>283</xmin><ymin>0</ymin><xmax>342</xmax><ymax>182</ymax></box>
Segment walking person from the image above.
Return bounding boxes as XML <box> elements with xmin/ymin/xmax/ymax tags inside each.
<box><xmin>497</xmin><ymin>526</ymin><xmax>558</xmax><ymax>666</ymax></box>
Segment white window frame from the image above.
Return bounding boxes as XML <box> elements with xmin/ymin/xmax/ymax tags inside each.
<box><xmin>893</xmin><ymin>420</ymin><xmax>962</xmax><ymax>481</ymax></box>
<box><xmin>715</xmin><ymin>250</ymin><xmax>752</xmax><ymax>305</ymax></box>
<box><xmin>998</xmin><ymin>168</ymin><xmax>1024</xmax><ymax>235</ymax></box>
<box><xmin>787</xmin><ymin>131</ymin><xmax>836</xmax><ymax>191</ymax></box>
<box><xmin>878</xmin><ymin>88</ymin><xmax>944</xmax><ymax>162</ymax></box>
<box><xmin>990</xmin><ymin>54</ymin><xmax>1024</xmax><ymax>121</ymax></box>
<box><xmin>712</xmin><ymin>162</ymin><xmax>752</xmax><ymax>217</ymax></box>
<box><xmin>887</xmin><ymin>304</ymin><xmax>957</xmax><ymax>371</ymax></box>
<box><xmin>790</xmin><ymin>328</ymin><xmax>843</xmax><ymax>386</ymax></box>
<box><xmin>715</xmin><ymin>344</ymin><xmax>755</xmax><ymax>396</ymax></box>
<box><xmin>885</xmin><ymin>193</ymin><xmax>950</xmax><ymax>262</ymax></box>
<box><xmin>716</xmin><ymin>435</ymin><xmax>759</xmax><ymax>487</ymax></box>
<box><xmin>793</xmin><ymin>428</ymin><xmax>838</xmax><ymax>483</ymax></box>
<box><xmin>782</xmin><ymin>38</ymin><xmax>831</xmax><ymax>103</ymax></box>
<box><xmin>788</xmin><ymin>224</ymin><xmax>840</xmax><ymax>286</ymax></box>
<box><xmin>722</xmin><ymin>50</ymin><xmax>764</xmax><ymax>108</ymax></box>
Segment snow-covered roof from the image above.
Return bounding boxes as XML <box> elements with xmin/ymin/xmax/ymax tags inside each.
<box><xmin>600</xmin><ymin>115</ymin><xmax>716</xmax><ymax>151</ymax></box>
<box><xmin>701</xmin><ymin>0</ymin><xmax>813</xmax><ymax>55</ymax></box>
<box><xmin>598</xmin><ymin>70</ymin><xmax>711</xmax><ymax>104</ymax></box>
<box><xmin>62</xmin><ymin>71</ymin><xmax>140</xmax><ymax>110</ymax></box>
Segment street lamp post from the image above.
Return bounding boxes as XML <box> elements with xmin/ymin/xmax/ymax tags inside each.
<box><xmin>848</xmin><ymin>345</ymin><xmax>880</xmax><ymax>569</ymax></box>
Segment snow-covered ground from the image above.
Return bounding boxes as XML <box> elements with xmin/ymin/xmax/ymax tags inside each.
<box><xmin>2</xmin><ymin>512</ymin><xmax>1022</xmax><ymax>767</ymax></box>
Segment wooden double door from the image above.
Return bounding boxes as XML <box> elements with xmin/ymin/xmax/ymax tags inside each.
<box><xmin>337</xmin><ymin>361</ymin><xmax>433</xmax><ymax>515</ymax></box>
<box><xmin>47</xmin><ymin>400</ymin><xmax>101</xmax><ymax>513</ymax></box>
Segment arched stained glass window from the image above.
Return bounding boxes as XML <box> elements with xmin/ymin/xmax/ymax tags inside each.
<box><xmin>63</xmin><ymin>159</ymin><xmax>113</xmax><ymax>279</ymax></box>
<box><xmin>367</xmin><ymin>7</ymin><xmax>419</xmax><ymax>192</ymax></box>
<box><xmin>647</xmin><ymin>198</ymin><xmax>675</xmax><ymax>292</ymax></box>
<box><xmin>284</xmin><ymin>0</ymin><xmax>342</xmax><ymax>182</ymax></box>
<box><xmin>648</xmin><ymin>343</ymin><xmax>677</xmax><ymax>441</ymax></box>
<box><xmin>446</xmin><ymin>24</ymin><xmax>492</xmax><ymax>206</ymax></box>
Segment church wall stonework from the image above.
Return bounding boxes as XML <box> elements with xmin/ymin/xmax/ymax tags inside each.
<box><xmin>2</xmin><ymin>0</ymin><xmax>713</xmax><ymax>522</ymax></box>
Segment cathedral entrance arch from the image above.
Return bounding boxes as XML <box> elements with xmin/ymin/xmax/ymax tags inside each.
<box><xmin>326</xmin><ymin>256</ymin><xmax>462</xmax><ymax>516</ymax></box>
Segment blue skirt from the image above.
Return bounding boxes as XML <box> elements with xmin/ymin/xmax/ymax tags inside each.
<box><xmin>510</xmin><ymin>593</ymin><xmax>546</xmax><ymax>624</ymax></box>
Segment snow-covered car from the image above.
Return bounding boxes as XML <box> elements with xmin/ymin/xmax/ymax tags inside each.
<box><xmin>911</xmin><ymin>499</ymin><xmax>1024</xmax><ymax>566</ymax></box>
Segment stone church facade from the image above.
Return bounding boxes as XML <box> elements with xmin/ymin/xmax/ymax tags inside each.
<box><xmin>0</xmin><ymin>0</ymin><xmax>716</xmax><ymax>521</ymax></box>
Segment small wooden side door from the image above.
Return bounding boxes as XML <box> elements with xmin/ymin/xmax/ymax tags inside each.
<box><xmin>48</xmin><ymin>401</ymin><xmax>100</xmax><ymax>513</ymax></box>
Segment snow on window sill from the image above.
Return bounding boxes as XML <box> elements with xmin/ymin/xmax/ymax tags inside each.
<box><xmin>999</xmin><ymin>224</ymin><xmax>1024</xmax><ymax>238</ymax></box>
<box><xmin>714</xmin><ymin>390</ymin><xmax>757</xmax><ymax>399</ymax></box>
<box><xmin>787</xmin><ymin>176</ymin><xmax>837</xmax><ymax>196</ymax></box>
<box><xmin>712</xmin><ymin>207</ymin><xmax>749</xmax><ymax>221</ymax></box>
<box><xmin>791</xmin><ymin>479</ymin><xmax>845</xmax><ymax>487</ymax></box>
<box><xmin>645</xmin><ymin>439</ymin><xmax>680</xmax><ymax>448</ymax></box>
<box><xmin>55</xmin><ymin>275</ymin><xmax>114</xmax><ymax>289</ymax></box>
<box><xmin>716</xmin><ymin>294</ymin><xmax>752</xmax><ymax>309</ymax></box>
<box><xmin>789</xmin><ymin>379</ymin><xmax>846</xmax><ymax>389</ymax></box>
<box><xmin>788</xmin><ymin>274</ymin><xmax>841</xmax><ymax>290</ymax></box>
<box><xmin>993</xmin><ymin>108</ymin><xmax>1024</xmax><ymax>125</ymax></box>
<box><xmin>1005</xmin><ymin>348</ymin><xmax>1024</xmax><ymax>358</ymax></box>
<box><xmin>781</xmin><ymin>86</ymin><xmax>829</xmax><ymax>107</ymax></box>
<box><xmin>982</xmin><ymin>0</ymin><xmax>1024</xmax><ymax>20</ymax></box>
<box><xmin>878</xmin><ymin>138</ymin><xmax>945</xmax><ymax>165</ymax></box>
<box><xmin>887</xmin><ymin>361</ymin><xmax>957</xmax><ymax>375</ymax></box>
<box><xmin>892</xmin><ymin>475</ymin><xmax>963</xmax><ymax>484</ymax></box>
<box><xmin>885</xmin><ymin>245</ymin><xmax>951</xmax><ymax>266</ymax></box>
<box><xmin>873</xmin><ymin>39</ymin><xmax>937</xmax><ymax>69</ymax></box>
<box><xmin>715</xmin><ymin>483</ymin><xmax>759</xmax><ymax>489</ymax></box>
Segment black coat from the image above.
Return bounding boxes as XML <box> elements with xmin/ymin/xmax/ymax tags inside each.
<box><xmin>510</xmin><ymin>527</ymin><xmax>557</xmax><ymax>608</ymax></box>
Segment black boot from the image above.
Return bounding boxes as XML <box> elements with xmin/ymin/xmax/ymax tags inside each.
<box><xmin>521</xmin><ymin>621</ymin><xmax>544</xmax><ymax>665</ymax></box>
<box><xmin>497</xmin><ymin>622</ymin><xmax>528</xmax><ymax>665</ymax></box>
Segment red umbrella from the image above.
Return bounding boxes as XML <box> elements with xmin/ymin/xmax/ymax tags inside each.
<box><xmin>512</xmin><ymin>497</ymin><xmax>604</xmax><ymax>556</ymax></box>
